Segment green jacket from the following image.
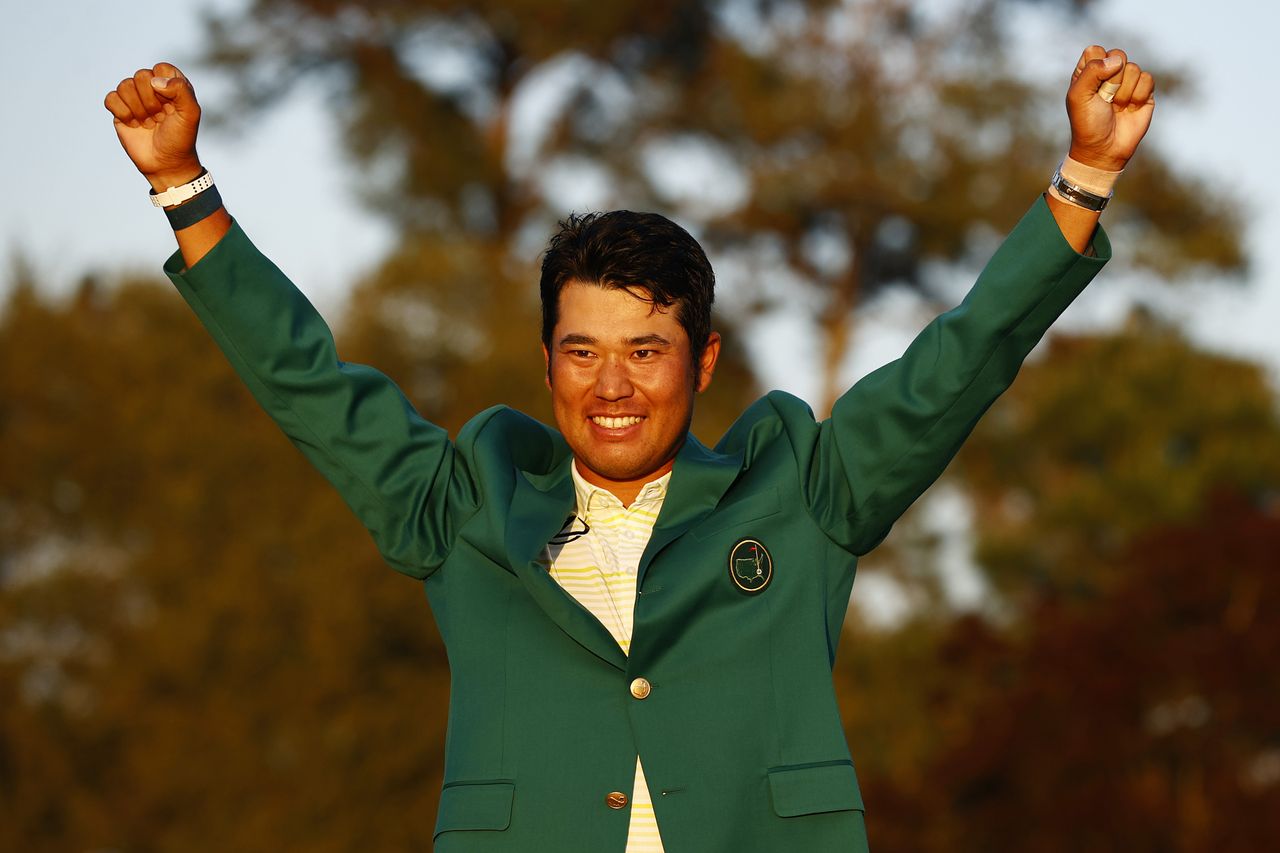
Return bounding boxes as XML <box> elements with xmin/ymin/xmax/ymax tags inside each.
<box><xmin>163</xmin><ymin>197</ymin><xmax>1108</xmax><ymax>852</ymax></box>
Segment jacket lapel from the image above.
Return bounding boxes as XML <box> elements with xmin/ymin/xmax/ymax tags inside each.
<box><xmin>637</xmin><ymin>436</ymin><xmax>745</xmax><ymax>587</ymax></box>
<box><xmin>504</xmin><ymin>462</ymin><xmax>629</xmax><ymax>671</ymax></box>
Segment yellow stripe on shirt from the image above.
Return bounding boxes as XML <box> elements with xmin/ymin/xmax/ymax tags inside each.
<box><xmin>541</xmin><ymin>464</ymin><xmax>670</xmax><ymax>852</ymax></box>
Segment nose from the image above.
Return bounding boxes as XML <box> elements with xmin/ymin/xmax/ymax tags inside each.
<box><xmin>594</xmin><ymin>356</ymin><xmax>634</xmax><ymax>401</ymax></box>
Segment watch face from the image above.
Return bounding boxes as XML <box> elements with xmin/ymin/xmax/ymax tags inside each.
<box><xmin>1052</xmin><ymin>172</ymin><xmax>1109</xmax><ymax>211</ymax></box>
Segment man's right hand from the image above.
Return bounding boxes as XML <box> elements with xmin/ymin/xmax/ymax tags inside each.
<box><xmin>104</xmin><ymin>62</ymin><xmax>204</xmax><ymax>193</ymax></box>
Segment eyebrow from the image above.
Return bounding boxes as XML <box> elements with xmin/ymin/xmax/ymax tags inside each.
<box><xmin>627</xmin><ymin>334</ymin><xmax>673</xmax><ymax>347</ymax></box>
<box><xmin>557</xmin><ymin>333</ymin><xmax>673</xmax><ymax>348</ymax></box>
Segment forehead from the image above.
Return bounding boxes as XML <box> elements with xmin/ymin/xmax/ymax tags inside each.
<box><xmin>554</xmin><ymin>281</ymin><xmax>687</xmax><ymax>341</ymax></box>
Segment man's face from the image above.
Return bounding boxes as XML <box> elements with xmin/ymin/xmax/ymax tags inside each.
<box><xmin>544</xmin><ymin>281</ymin><xmax>720</xmax><ymax>499</ymax></box>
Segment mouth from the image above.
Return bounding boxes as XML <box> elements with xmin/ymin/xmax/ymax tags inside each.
<box><xmin>589</xmin><ymin>415</ymin><xmax>645</xmax><ymax>430</ymax></box>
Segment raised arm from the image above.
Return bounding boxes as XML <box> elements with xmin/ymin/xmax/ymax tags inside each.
<box><xmin>806</xmin><ymin>46</ymin><xmax>1155</xmax><ymax>555</ymax></box>
<box><xmin>105</xmin><ymin>63</ymin><xmax>475</xmax><ymax>578</ymax></box>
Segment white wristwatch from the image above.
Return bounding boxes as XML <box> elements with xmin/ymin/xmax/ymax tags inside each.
<box><xmin>150</xmin><ymin>170</ymin><xmax>214</xmax><ymax>208</ymax></box>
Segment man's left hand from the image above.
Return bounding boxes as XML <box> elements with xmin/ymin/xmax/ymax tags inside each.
<box><xmin>1067</xmin><ymin>46</ymin><xmax>1156</xmax><ymax>171</ymax></box>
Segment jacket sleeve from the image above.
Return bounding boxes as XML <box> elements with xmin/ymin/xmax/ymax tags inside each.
<box><xmin>163</xmin><ymin>220</ymin><xmax>477</xmax><ymax>579</ymax></box>
<box><xmin>806</xmin><ymin>196</ymin><xmax>1110</xmax><ymax>555</ymax></box>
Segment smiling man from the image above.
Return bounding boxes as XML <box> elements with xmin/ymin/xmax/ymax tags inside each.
<box><xmin>106</xmin><ymin>44</ymin><xmax>1153</xmax><ymax>852</ymax></box>
<box><xmin>541</xmin><ymin>210</ymin><xmax>722</xmax><ymax>507</ymax></box>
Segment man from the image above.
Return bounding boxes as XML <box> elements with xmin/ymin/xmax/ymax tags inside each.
<box><xmin>105</xmin><ymin>45</ymin><xmax>1154</xmax><ymax>851</ymax></box>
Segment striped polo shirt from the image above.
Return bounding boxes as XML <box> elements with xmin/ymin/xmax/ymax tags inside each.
<box><xmin>541</xmin><ymin>462</ymin><xmax>671</xmax><ymax>852</ymax></box>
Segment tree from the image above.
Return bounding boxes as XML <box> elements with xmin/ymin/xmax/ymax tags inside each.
<box><xmin>200</xmin><ymin>0</ymin><xmax>1243</xmax><ymax>417</ymax></box>
<box><xmin>906</xmin><ymin>494</ymin><xmax>1280</xmax><ymax>853</ymax></box>
<box><xmin>0</xmin><ymin>277</ymin><xmax>452</xmax><ymax>850</ymax></box>
<box><xmin>831</xmin><ymin>323</ymin><xmax>1280</xmax><ymax>851</ymax></box>
<box><xmin>957</xmin><ymin>317</ymin><xmax>1280</xmax><ymax>602</ymax></box>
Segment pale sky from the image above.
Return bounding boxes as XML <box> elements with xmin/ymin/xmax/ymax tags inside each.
<box><xmin>4</xmin><ymin>0</ymin><xmax>1279</xmax><ymax>401</ymax></box>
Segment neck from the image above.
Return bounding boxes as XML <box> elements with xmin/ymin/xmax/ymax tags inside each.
<box><xmin>573</xmin><ymin>459</ymin><xmax>674</xmax><ymax>507</ymax></box>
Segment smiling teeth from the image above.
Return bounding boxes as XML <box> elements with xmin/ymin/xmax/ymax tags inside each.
<box><xmin>592</xmin><ymin>416</ymin><xmax>643</xmax><ymax>429</ymax></box>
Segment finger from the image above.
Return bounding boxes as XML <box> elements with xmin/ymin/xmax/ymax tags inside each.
<box><xmin>1109</xmin><ymin>61</ymin><xmax>1143</xmax><ymax>109</ymax></box>
<box><xmin>1129</xmin><ymin>70</ymin><xmax>1156</xmax><ymax>108</ymax></box>
<box><xmin>103</xmin><ymin>90</ymin><xmax>134</xmax><ymax>123</ymax></box>
<box><xmin>1073</xmin><ymin>50</ymin><xmax>1126</xmax><ymax>104</ymax></box>
<box><xmin>115</xmin><ymin>78</ymin><xmax>148</xmax><ymax>126</ymax></box>
<box><xmin>1098</xmin><ymin>48</ymin><xmax>1128</xmax><ymax>102</ymax></box>
<box><xmin>1073</xmin><ymin>44</ymin><xmax>1107</xmax><ymax>78</ymax></box>
<box><xmin>133</xmin><ymin>67</ymin><xmax>163</xmax><ymax>115</ymax></box>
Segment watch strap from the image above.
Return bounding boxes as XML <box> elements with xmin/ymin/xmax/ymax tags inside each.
<box><xmin>150</xmin><ymin>169</ymin><xmax>214</xmax><ymax>208</ymax></box>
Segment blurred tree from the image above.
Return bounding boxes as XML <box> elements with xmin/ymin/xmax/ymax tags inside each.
<box><xmin>957</xmin><ymin>318</ymin><xmax>1280</xmax><ymax>602</ymax></box>
<box><xmin>200</xmin><ymin>0</ymin><xmax>1243</xmax><ymax>416</ymax></box>
<box><xmin>834</xmin><ymin>327</ymin><xmax>1280</xmax><ymax>851</ymax></box>
<box><xmin>877</xmin><ymin>493</ymin><xmax>1280</xmax><ymax>853</ymax></box>
<box><xmin>3</xmin><ymin>0</ymin><xmax>1261</xmax><ymax>849</ymax></box>
<box><xmin>0</xmin><ymin>279</ymin><xmax>451</xmax><ymax>850</ymax></box>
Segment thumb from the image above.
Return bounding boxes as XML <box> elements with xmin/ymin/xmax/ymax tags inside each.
<box><xmin>1079</xmin><ymin>51</ymin><xmax>1125</xmax><ymax>96</ymax></box>
<box><xmin>148</xmin><ymin>63</ymin><xmax>200</xmax><ymax>113</ymax></box>
<box><xmin>150</xmin><ymin>74</ymin><xmax>193</xmax><ymax>104</ymax></box>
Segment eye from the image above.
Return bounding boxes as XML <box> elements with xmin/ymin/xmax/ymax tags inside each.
<box><xmin>633</xmin><ymin>349</ymin><xmax>654</xmax><ymax>360</ymax></box>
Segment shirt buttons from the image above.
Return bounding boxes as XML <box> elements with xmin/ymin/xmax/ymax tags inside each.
<box><xmin>606</xmin><ymin>791</ymin><xmax>629</xmax><ymax>809</ymax></box>
<box><xmin>630</xmin><ymin>677</ymin><xmax>652</xmax><ymax>700</ymax></box>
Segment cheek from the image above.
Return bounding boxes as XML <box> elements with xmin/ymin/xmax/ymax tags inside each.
<box><xmin>548</xmin><ymin>363</ymin><xmax>589</xmax><ymax>403</ymax></box>
<box><xmin>642</xmin><ymin>366</ymin><xmax>697</xmax><ymax>412</ymax></box>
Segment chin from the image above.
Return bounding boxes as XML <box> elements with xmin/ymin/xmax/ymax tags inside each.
<box><xmin>578</xmin><ymin>451</ymin><xmax>656</xmax><ymax>482</ymax></box>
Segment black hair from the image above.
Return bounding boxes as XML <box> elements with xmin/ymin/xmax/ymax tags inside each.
<box><xmin>539</xmin><ymin>210</ymin><xmax>715</xmax><ymax>360</ymax></box>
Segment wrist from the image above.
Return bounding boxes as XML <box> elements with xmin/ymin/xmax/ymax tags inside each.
<box><xmin>1048</xmin><ymin>154</ymin><xmax>1122</xmax><ymax>213</ymax></box>
<box><xmin>1067</xmin><ymin>145</ymin><xmax>1127</xmax><ymax>173</ymax></box>
<box><xmin>145</xmin><ymin>162</ymin><xmax>205</xmax><ymax>194</ymax></box>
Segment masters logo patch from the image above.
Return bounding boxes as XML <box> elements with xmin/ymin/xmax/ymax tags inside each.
<box><xmin>728</xmin><ymin>538</ymin><xmax>773</xmax><ymax>594</ymax></box>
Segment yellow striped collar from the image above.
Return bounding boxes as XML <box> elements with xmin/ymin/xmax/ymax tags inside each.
<box><xmin>570</xmin><ymin>461</ymin><xmax>671</xmax><ymax>517</ymax></box>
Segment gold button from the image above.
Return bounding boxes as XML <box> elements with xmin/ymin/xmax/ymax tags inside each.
<box><xmin>606</xmin><ymin>791</ymin><xmax>628</xmax><ymax>809</ymax></box>
<box><xmin>630</xmin><ymin>677</ymin><xmax>652</xmax><ymax>700</ymax></box>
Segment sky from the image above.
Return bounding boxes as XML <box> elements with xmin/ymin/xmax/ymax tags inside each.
<box><xmin>3</xmin><ymin>0</ymin><xmax>1278</xmax><ymax>393</ymax></box>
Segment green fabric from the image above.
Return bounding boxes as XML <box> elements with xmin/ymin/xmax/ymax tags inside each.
<box><xmin>768</xmin><ymin>761</ymin><xmax>865</xmax><ymax>817</ymax></box>
<box><xmin>436</xmin><ymin>781</ymin><xmax>516</xmax><ymax>833</ymax></box>
<box><xmin>164</xmin><ymin>197</ymin><xmax>1109</xmax><ymax>852</ymax></box>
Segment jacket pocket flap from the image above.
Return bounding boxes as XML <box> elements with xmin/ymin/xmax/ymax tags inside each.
<box><xmin>768</xmin><ymin>762</ymin><xmax>864</xmax><ymax>817</ymax></box>
<box><xmin>434</xmin><ymin>780</ymin><xmax>515</xmax><ymax>837</ymax></box>
<box><xmin>692</xmin><ymin>487</ymin><xmax>780</xmax><ymax>540</ymax></box>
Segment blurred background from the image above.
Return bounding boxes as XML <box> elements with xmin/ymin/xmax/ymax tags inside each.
<box><xmin>3</xmin><ymin>0</ymin><xmax>1278</xmax><ymax>850</ymax></box>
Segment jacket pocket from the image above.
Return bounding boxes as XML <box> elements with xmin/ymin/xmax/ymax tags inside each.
<box><xmin>433</xmin><ymin>780</ymin><xmax>515</xmax><ymax>838</ymax></box>
<box><xmin>767</xmin><ymin>761</ymin><xmax>865</xmax><ymax>818</ymax></box>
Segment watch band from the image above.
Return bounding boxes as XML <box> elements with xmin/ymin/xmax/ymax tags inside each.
<box><xmin>149</xmin><ymin>169</ymin><xmax>214</xmax><ymax>208</ymax></box>
<box><xmin>1049</xmin><ymin>169</ymin><xmax>1111</xmax><ymax>212</ymax></box>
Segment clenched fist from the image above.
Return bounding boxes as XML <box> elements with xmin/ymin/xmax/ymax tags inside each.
<box><xmin>104</xmin><ymin>62</ymin><xmax>204</xmax><ymax>193</ymax></box>
<box><xmin>1066</xmin><ymin>46</ymin><xmax>1156</xmax><ymax>172</ymax></box>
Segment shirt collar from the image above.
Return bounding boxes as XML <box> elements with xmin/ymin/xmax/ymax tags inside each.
<box><xmin>570</xmin><ymin>461</ymin><xmax>671</xmax><ymax>516</ymax></box>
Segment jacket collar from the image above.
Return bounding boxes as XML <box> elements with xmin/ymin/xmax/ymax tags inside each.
<box><xmin>503</xmin><ymin>432</ymin><xmax>744</xmax><ymax>671</ymax></box>
<box><xmin>637</xmin><ymin>435</ymin><xmax>744</xmax><ymax>586</ymax></box>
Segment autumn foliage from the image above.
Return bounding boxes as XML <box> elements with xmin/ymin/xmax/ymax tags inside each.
<box><xmin>4</xmin><ymin>0</ymin><xmax>1274</xmax><ymax>850</ymax></box>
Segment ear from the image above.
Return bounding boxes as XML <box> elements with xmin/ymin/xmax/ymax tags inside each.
<box><xmin>542</xmin><ymin>342</ymin><xmax>552</xmax><ymax>391</ymax></box>
<box><xmin>695</xmin><ymin>331</ymin><xmax>722</xmax><ymax>393</ymax></box>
